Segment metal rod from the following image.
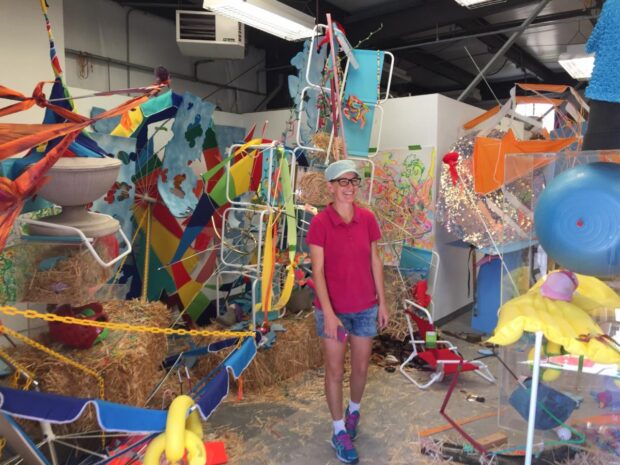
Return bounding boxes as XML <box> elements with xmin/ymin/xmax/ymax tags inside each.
<box><xmin>65</xmin><ymin>49</ymin><xmax>266</xmax><ymax>96</ymax></box>
<box><xmin>326</xmin><ymin>14</ymin><xmax>349</xmax><ymax>158</ymax></box>
<box><xmin>254</xmin><ymin>74</ymin><xmax>284</xmax><ymax>111</ymax></box>
<box><xmin>390</xmin><ymin>11</ymin><xmax>597</xmax><ymax>52</ymax></box>
<box><xmin>203</xmin><ymin>59</ymin><xmax>265</xmax><ymax>99</ymax></box>
<box><xmin>126</xmin><ymin>8</ymin><xmax>136</xmax><ymax>89</ymax></box>
<box><xmin>457</xmin><ymin>0</ymin><xmax>552</xmax><ymax>102</ymax></box>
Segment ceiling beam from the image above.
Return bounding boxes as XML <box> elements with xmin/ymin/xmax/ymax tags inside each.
<box><xmin>385</xmin><ymin>8</ymin><xmax>597</xmax><ymax>51</ymax></box>
<box><xmin>344</xmin><ymin>0</ymin><xmax>541</xmax><ymax>46</ymax></box>
<box><xmin>344</xmin><ymin>0</ymin><xmax>424</xmax><ymax>25</ymax></box>
<box><xmin>398</xmin><ymin>49</ymin><xmax>477</xmax><ymax>87</ymax></box>
<box><xmin>457</xmin><ymin>18</ymin><xmax>554</xmax><ymax>82</ymax></box>
<box><xmin>390</xmin><ymin>81</ymin><xmax>463</xmax><ymax>96</ymax></box>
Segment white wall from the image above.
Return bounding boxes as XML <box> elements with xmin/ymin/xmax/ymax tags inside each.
<box><xmin>376</xmin><ymin>94</ymin><xmax>483</xmax><ymax>320</ymax></box>
<box><xmin>0</xmin><ymin>0</ymin><xmax>65</xmax><ymax>124</ymax></box>
<box><xmin>0</xmin><ymin>0</ymin><xmax>67</xmax><ymax>338</ymax></box>
<box><xmin>61</xmin><ymin>0</ymin><xmax>266</xmax><ymax>114</ymax></box>
<box><xmin>434</xmin><ymin>94</ymin><xmax>485</xmax><ymax>320</ymax></box>
<box><xmin>371</xmin><ymin>94</ymin><xmax>441</xmax><ymax>148</ymax></box>
<box><xmin>242</xmin><ymin>109</ymin><xmax>291</xmax><ymax>143</ymax></box>
<box><xmin>0</xmin><ymin>0</ymin><xmax>266</xmax><ymax>115</ymax></box>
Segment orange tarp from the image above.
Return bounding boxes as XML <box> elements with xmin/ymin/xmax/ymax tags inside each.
<box><xmin>0</xmin><ymin>131</ymin><xmax>78</xmax><ymax>251</ymax></box>
<box><xmin>464</xmin><ymin>105</ymin><xmax>500</xmax><ymax>130</ymax></box>
<box><xmin>472</xmin><ymin>129</ymin><xmax>577</xmax><ymax>195</ymax></box>
<box><xmin>0</xmin><ymin>89</ymin><xmax>158</xmax><ymax>160</ymax></box>
<box><xmin>0</xmin><ymin>123</ymin><xmax>73</xmax><ymax>147</ymax></box>
<box><xmin>0</xmin><ymin>81</ymin><xmax>88</xmax><ymax>122</ymax></box>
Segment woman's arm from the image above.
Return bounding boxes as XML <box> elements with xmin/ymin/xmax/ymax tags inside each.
<box><xmin>371</xmin><ymin>241</ymin><xmax>389</xmax><ymax>329</ymax></box>
<box><xmin>309</xmin><ymin>244</ymin><xmax>342</xmax><ymax>338</ymax></box>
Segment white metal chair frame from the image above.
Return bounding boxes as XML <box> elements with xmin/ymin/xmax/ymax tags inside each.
<box><xmin>20</xmin><ymin>217</ymin><xmax>132</xmax><ymax>268</ymax></box>
<box><xmin>399</xmin><ymin>299</ymin><xmax>495</xmax><ymax>389</ymax></box>
<box><xmin>295</xmin><ymin>24</ymin><xmax>394</xmax><ymax>163</ymax></box>
<box><xmin>398</xmin><ymin>246</ymin><xmax>494</xmax><ymax>389</ymax></box>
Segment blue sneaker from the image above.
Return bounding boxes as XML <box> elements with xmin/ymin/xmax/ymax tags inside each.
<box><xmin>331</xmin><ymin>430</ymin><xmax>359</xmax><ymax>464</ymax></box>
<box><xmin>345</xmin><ymin>407</ymin><xmax>360</xmax><ymax>440</ymax></box>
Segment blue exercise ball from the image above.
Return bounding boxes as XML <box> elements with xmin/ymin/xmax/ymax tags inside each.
<box><xmin>534</xmin><ymin>162</ymin><xmax>620</xmax><ymax>277</ymax></box>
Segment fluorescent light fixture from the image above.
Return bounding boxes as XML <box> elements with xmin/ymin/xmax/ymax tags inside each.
<box><xmin>203</xmin><ymin>0</ymin><xmax>315</xmax><ymax>41</ymax></box>
<box><xmin>453</xmin><ymin>0</ymin><xmax>506</xmax><ymax>8</ymax></box>
<box><xmin>558</xmin><ymin>44</ymin><xmax>594</xmax><ymax>80</ymax></box>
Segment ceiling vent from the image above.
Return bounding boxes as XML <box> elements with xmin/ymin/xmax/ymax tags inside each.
<box><xmin>176</xmin><ymin>10</ymin><xmax>245</xmax><ymax>59</ymax></box>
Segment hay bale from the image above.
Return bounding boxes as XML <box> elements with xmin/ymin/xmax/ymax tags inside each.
<box><xmin>311</xmin><ymin>131</ymin><xmax>343</xmax><ymax>160</ymax></box>
<box><xmin>10</xmin><ymin>300</ymin><xmax>170</xmax><ymax>400</ymax></box>
<box><xmin>194</xmin><ymin>315</ymin><xmax>323</xmax><ymax>393</ymax></box>
<box><xmin>14</xmin><ymin>241</ymin><xmax>115</xmax><ymax>304</ymax></box>
<box><xmin>5</xmin><ymin>300</ymin><xmax>170</xmax><ymax>433</ymax></box>
<box><xmin>382</xmin><ymin>268</ymin><xmax>410</xmax><ymax>342</ymax></box>
<box><xmin>297</xmin><ymin>172</ymin><xmax>332</xmax><ymax>207</ymax></box>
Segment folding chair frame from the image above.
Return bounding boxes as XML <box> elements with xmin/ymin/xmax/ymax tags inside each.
<box><xmin>399</xmin><ymin>299</ymin><xmax>495</xmax><ymax>389</ymax></box>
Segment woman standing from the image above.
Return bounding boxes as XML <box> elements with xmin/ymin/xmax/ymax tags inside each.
<box><xmin>306</xmin><ymin>159</ymin><xmax>389</xmax><ymax>464</ymax></box>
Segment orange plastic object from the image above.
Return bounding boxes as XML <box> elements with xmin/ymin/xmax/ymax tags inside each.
<box><xmin>205</xmin><ymin>441</ymin><xmax>228</xmax><ymax>465</ymax></box>
<box><xmin>472</xmin><ymin>129</ymin><xmax>577</xmax><ymax>195</ymax></box>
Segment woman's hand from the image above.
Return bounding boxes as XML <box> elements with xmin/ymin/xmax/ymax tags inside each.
<box><xmin>324</xmin><ymin>312</ymin><xmax>343</xmax><ymax>340</ymax></box>
<box><xmin>377</xmin><ymin>303</ymin><xmax>389</xmax><ymax>331</ymax></box>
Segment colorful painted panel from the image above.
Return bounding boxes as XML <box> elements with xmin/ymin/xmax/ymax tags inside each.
<box><xmin>213</xmin><ymin>124</ymin><xmax>245</xmax><ymax>158</ymax></box>
<box><xmin>90</xmin><ymin>133</ymin><xmax>138</xmax><ymax>239</ymax></box>
<box><xmin>362</xmin><ymin>147</ymin><xmax>436</xmax><ymax>265</ymax></box>
<box><xmin>157</xmin><ymin>93</ymin><xmax>216</xmax><ymax>218</ymax></box>
<box><xmin>288</xmin><ymin>40</ymin><xmax>327</xmax><ymax>145</ymax></box>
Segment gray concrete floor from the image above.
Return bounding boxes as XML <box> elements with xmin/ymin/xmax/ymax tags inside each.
<box><xmin>205</xmin><ymin>312</ymin><xmax>510</xmax><ymax>464</ymax></box>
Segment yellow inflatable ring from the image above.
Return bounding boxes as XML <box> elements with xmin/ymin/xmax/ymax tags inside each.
<box><xmin>165</xmin><ymin>395</ymin><xmax>203</xmax><ymax>461</ymax></box>
<box><xmin>143</xmin><ymin>395</ymin><xmax>207</xmax><ymax>465</ymax></box>
<box><xmin>143</xmin><ymin>430</ymin><xmax>206</xmax><ymax>465</ymax></box>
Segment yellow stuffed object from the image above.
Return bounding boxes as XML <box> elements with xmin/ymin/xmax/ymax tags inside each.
<box><xmin>530</xmin><ymin>272</ymin><xmax>620</xmax><ymax>315</ymax></box>
<box><xmin>488</xmin><ymin>271</ymin><xmax>620</xmax><ymax>365</ymax></box>
<box><xmin>527</xmin><ymin>341</ymin><xmax>563</xmax><ymax>382</ymax></box>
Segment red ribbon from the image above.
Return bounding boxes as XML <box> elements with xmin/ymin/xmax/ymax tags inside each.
<box><xmin>412</xmin><ymin>279</ymin><xmax>431</xmax><ymax>309</ymax></box>
<box><xmin>442</xmin><ymin>152</ymin><xmax>460</xmax><ymax>186</ymax></box>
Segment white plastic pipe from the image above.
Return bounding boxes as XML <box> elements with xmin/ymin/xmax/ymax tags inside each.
<box><xmin>525</xmin><ymin>331</ymin><xmax>544</xmax><ymax>465</ymax></box>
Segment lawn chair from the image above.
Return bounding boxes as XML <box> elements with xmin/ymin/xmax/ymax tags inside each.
<box><xmin>399</xmin><ymin>300</ymin><xmax>495</xmax><ymax>389</ymax></box>
<box><xmin>397</xmin><ymin>246</ymin><xmax>494</xmax><ymax>389</ymax></box>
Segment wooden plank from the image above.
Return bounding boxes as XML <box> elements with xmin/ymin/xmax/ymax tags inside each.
<box><xmin>477</xmin><ymin>432</ymin><xmax>508</xmax><ymax>449</ymax></box>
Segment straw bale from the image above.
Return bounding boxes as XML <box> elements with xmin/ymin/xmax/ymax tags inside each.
<box><xmin>382</xmin><ymin>268</ymin><xmax>410</xmax><ymax>342</ymax></box>
<box><xmin>297</xmin><ymin>172</ymin><xmax>332</xmax><ymax>206</ymax></box>
<box><xmin>311</xmin><ymin>132</ymin><xmax>343</xmax><ymax>160</ymax></box>
<box><xmin>15</xmin><ymin>241</ymin><xmax>115</xmax><ymax>304</ymax></box>
<box><xmin>194</xmin><ymin>314</ymin><xmax>323</xmax><ymax>394</ymax></box>
<box><xmin>4</xmin><ymin>300</ymin><xmax>170</xmax><ymax>434</ymax></box>
<box><xmin>560</xmin><ymin>451</ymin><xmax>615</xmax><ymax>465</ymax></box>
<box><xmin>147</xmin><ymin>365</ymin><xmax>187</xmax><ymax>411</ymax></box>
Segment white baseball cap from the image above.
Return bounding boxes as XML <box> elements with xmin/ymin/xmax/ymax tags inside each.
<box><xmin>324</xmin><ymin>159</ymin><xmax>360</xmax><ymax>181</ymax></box>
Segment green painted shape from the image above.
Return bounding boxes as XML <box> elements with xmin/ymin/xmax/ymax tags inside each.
<box><xmin>184</xmin><ymin>117</ymin><xmax>204</xmax><ymax>148</ymax></box>
<box><xmin>202</xmin><ymin>125</ymin><xmax>218</xmax><ymax>151</ymax></box>
<box><xmin>186</xmin><ymin>292</ymin><xmax>211</xmax><ymax>321</ymax></box>
<box><xmin>140</xmin><ymin>90</ymin><xmax>174</xmax><ymax>117</ymax></box>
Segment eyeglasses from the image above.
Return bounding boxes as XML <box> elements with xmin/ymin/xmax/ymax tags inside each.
<box><xmin>330</xmin><ymin>177</ymin><xmax>362</xmax><ymax>187</ymax></box>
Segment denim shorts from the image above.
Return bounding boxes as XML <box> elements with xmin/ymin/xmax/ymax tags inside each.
<box><xmin>314</xmin><ymin>305</ymin><xmax>378</xmax><ymax>339</ymax></box>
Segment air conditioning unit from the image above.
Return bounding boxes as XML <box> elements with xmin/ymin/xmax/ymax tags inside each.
<box><xmin>176</xmin><ymin>10</ymin><xmax>245</xmax><ymax>59</ymax></box>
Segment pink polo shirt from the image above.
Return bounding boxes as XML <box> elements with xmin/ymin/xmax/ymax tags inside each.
<box><xmin>306</xmin><ymin>203</ymin><xmax>381</xmax><ymax>314</ymax></box>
